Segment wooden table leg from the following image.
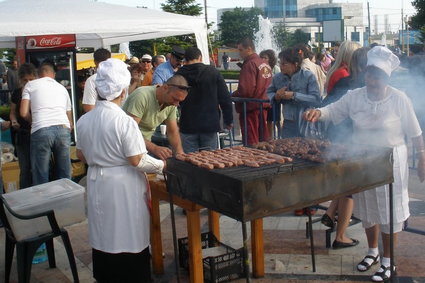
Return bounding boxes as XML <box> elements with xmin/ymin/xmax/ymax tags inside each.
<box><xmin>187</xmin><ymin>209</ymin><xmax>203</xmax><ymax>283</ymax></box>
<box><xmin>150</xmin><ymin>195</ymin><xmax>164</xmax><ymax>274</ymax></box>
<box><xmin>208</xmin><ymin>210</ymin><xmax>220</xmax><ymax>241</ymax></box>
<box><xmin>251</xmin><ymin>218</ymin><xmax>264</xmax><ymax>278</ymax></box>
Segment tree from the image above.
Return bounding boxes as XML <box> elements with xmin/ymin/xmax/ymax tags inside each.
<box><xmin>130</xmin><ymin>1</ymin><xmax>202</xmax><ymax>57</ymax></box>
<box><xmin>218</xmin><ymin>7</ymin><xmax>263</xmax><ymax>46</ymax></box>
<box><xmin>272</xmin><ymin>25</ymin><xmax>310</xmax><ymax>51</ymax></box>
<box><xmin>272</xmin><ymin>23</ymin><xmax>293</xmax><ymax>50</ymax></box>
<box><xmin>411</xmin><ymin>0</ymin><xmax>425</xmax><ymax>29</ymax></box>
<box><xmin>161</xmin><ymin>0</ymin><xmax>202</xmax><ymax>16</ymax></box>
<box><xmin>291</xmin><ymin>29</ymin><xmax>310</xmax><ymax>46</ymax></box>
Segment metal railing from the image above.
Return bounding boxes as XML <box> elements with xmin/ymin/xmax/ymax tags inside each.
<box><xmin>231</xmin><ymin>97</ymin><xmax>270</xmax><ymax>146</ymax></box>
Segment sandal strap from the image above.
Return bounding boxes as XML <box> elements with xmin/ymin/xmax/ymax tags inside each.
<box><xmin>372</xmin><ymin>265</ymin><xmax>396</xmax><ymax>282</ymax></box>
<box><xmin>364</xmin><ymin>255</ymin><xmax>379</xmax><ymax>262</ymax></box>
<box><xmin>359</xmin><ymin>255</ymin><xmax>378</xmax><ymax>266</ymax></box>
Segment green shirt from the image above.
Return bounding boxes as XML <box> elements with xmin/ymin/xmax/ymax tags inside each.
<box><xmin>122</xmin><ymin>86</ymin><xmax>177</xmax><ymax>140</ymax></box>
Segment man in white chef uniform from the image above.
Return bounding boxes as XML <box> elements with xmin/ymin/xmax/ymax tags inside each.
<box><xmin>76</xmin><ymin>58</ymin><xmax>164</xmax><ymax>283</ymax></box>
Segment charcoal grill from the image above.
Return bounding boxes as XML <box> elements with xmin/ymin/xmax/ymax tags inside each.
<box><xmin>166</xmin><ymin>146</ymin><xmax>393</xmax><ymax>222</ymax></box>
<box><xmin>165</xmin><ymin>145</ymin><xmax>395</xmax><ymax>282</ymax></box>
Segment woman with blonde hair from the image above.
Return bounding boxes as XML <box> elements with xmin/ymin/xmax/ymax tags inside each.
<box><xmin>325</xmin><ymin>40</ymin><xmax>361</xmax><ymax>94</ymax></box>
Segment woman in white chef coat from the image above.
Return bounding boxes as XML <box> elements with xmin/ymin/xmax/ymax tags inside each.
<box><xmin>76</xmin><ymin>58</ymin><xmax>164</xmax><ymax>283</ymax></box>
<box><xmin>303</xmin><ymin>46</ymin><xmax>425</xmax><ymax>282</ymax></box>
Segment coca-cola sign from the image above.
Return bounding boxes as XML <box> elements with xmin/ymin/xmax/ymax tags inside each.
<box><xmin>25</xmin><ymin>34</ymin><xmax>76</xmax><ymax>50</ymax></box>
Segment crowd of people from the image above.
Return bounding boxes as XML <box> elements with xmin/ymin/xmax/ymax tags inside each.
<box><xmin>1</xmin><ymin>39</ymin><xmax>424</xmax><ymax>282</ymax></box>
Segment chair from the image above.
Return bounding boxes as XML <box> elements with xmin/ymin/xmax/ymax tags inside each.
<box><xmin>0</xmin><ymin>195</ymin><xmax>79</xmax><ymax>283</ymax></box>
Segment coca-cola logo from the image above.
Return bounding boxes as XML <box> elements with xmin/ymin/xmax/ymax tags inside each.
<box><xmin>39</xmin><ymin>37</ymin><xmax>62</xmax><ymax>47</ymax></box>
<box><xmin>25</xmin><ymin>34</ymin><xmax>76</xmax><ymax>49</ymax></box>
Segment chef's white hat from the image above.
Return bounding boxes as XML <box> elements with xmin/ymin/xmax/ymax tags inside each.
<box><xmin>95</xmin><ymin>58</ymin><xmax>131</xmax><ymax>101</ymax></box>
<box><xmin>366</xmin><ymin>46</ymin><xmax>400</xmax><ymax>77</ymax></box>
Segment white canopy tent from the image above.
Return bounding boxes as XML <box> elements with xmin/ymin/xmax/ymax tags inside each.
<box><xmin>0</xmin><ymin>0</ymin><xmax>209</xmax><ymax>63</ymax></box>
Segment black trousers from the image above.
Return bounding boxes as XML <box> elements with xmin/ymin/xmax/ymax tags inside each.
<box><xmin>92</xmin><ymin>246</ymin><xmax>152</xmax><ymax>283</ymax></box>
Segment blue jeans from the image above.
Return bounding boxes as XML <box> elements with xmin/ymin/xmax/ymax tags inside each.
<box><xmin>30</xmin><ymin>125</ymin><xmax>71</xmax><ymax>185</ymax></box>
<box><xmin>180</xmin><ymin>132</ymin><xmax>218</xmax><ymax>153</ymax></box>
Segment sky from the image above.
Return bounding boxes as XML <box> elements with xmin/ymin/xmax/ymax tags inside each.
<box><xmin>100</xmin><ymin>0</ymin><xmax>417</xmax><ymax>33</ymax></box>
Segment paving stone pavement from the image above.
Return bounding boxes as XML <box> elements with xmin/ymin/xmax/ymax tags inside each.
<box><xmin>1</xmin><ymin>166</ymin><xmax>425</xmax><ymax>283</ymax></box>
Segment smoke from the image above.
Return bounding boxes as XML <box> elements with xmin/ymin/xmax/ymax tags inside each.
<box><xmin>395</xmin><ymin>55</ymin><xmax>425</xmax><ymax>131</ymax></box>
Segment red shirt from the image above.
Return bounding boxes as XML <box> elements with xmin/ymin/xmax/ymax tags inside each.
<box><xmin>327</xmin><ymin>65</ymin><xmax>349</xmax><ymax>94</ymax></box>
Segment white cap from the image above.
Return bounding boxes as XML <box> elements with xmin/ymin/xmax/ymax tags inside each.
<box><xmin>367</xmin><ymin>46</ymin><xmax>400</xmax><ymax>77</ymax></box>
<box><xmin>141</xmin><ymin>54</ymin><xmax>152</xmax><ymax>61</ymax></box>
<box><xmin>95</xmin><ymin>58</ymin><xmax>131</xmax><ymax>101</ymax></box>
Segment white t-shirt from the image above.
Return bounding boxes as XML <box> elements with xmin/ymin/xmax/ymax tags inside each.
<box><xmin>22</xmin><ymin>77</ymin><xmax>71</xmax><ymax>134</ymax></box>
<box><xmin>320</xmin><ymin>86</ymin><xmax>422</xmax><ymax>147</ymax></box>
<box><xmin>82</xmin><ymin>73</ymin><xmax>97</xmax><ymax>106</ymax></box>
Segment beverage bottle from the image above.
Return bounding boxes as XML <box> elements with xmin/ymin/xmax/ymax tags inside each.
<box><xmin>32</xmin><ymin>243</ymin><xmax>48</xmax><ymax>264</ymax></box>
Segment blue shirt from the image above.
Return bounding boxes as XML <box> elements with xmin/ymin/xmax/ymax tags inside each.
<box><xmin>267</xmin><ymin>68</ymin><xmax>321</xmax><ymax>121</ymax></box>
<box><xmin>152</xmin><ymin>61</ymin><xmax>175</xmax><ymax>85</ymax></box>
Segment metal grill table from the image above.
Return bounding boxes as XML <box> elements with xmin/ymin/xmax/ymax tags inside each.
<box><xmin>166</xmin><ymin>146</ymin><xmax>394</xmax><ymax>281</ymax></box>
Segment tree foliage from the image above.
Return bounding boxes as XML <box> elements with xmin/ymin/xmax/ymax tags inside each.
<box><xmin>0</xmin><ymin>48</ymin><xmax>16</xmax><ymax>65</ymax></box>
<box><xmin>411</xmin><ymin>0</ymin><xmax>425</xmax><ymax>29</ymax></box>
<box><xmin>161</xmin><ymin>0</ymin><xmax>202</xmax><ymax>16</ymax></box>
<box><xmin>272</xmin><ymin>24</ymin><xmax>310</xmax><ymax>51</ymax></box>
<box><xmin>218</xmin><ymin>7</ymin><xmax>263</xmax><ymax>47</ymax></box>
<box><xmin>130</xmin><ymin>0</ymin><xmax>202</xmax><ymax>57</ymax></box>
<box><xmin>291</xmin><ymin>29</ymin><xmax>310</xmax><ymax>46</ymax></box>
<box><xmin>272</xmin><ymin>23</ymin><xmax>292</xmax><ymax>50</ymax></box>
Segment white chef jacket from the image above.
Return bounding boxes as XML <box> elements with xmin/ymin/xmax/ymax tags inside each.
<box><xmin>76</xmin><ymin>101</ymin><xmax>150</xmax><ymax>253</ymax></box>
<box><xmin>319</xmin><ymin>86</ymin><xmax>422</xmax><ymax>225</ymax></box>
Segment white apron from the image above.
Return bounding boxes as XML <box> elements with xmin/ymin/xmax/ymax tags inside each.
<box><xmin>87</xmin><ymin>164</ymin><xmax>150</xmax><ymax>254</ymax></box>
<box><xmin>353</xmin><ymin>144</ymin><xmax>410</xmax><ymax>225</ymax></box>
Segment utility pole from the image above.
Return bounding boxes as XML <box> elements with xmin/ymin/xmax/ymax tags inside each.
<box><xmin>401</xmin><ymin>1</ymin><xmax>405</xmax><ymax>54</ymax></box>
<box><xmin>203</xmin><ymin>0</ymin><xmax>208</xmax><ymax>27</ymax></box>
<box><xmin>203</xmin><ymin>0</ymin><xmax>215</xmax><ymax>66</ymax></box>
<box><xmin>367</xmin><ymin>1</ymin><xmax>371</xmax><ymax>45</ymax></box>
<box><xmin>405</xmin><ymin>15</ymin><xmax>410</xmax><ymax>56</ymax></box>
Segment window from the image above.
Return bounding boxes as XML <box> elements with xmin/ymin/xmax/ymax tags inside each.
<box><xmin>351</xmin><ymin>32</ymin><xmax>360</xmax><ymax>42</ymax></box>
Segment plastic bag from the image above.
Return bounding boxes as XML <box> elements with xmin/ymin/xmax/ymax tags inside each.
<box><xmin>298</xmin><ymin>108</ymin><xmax>326</xmax><ymax>140</ymax></box>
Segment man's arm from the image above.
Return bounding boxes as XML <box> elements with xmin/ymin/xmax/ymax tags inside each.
<box><xmin>165</xmin><ymin>119</ymin><xmax>184</xmax><ymax>155</ymax></box>
<box><xmin>128</xmin><ymin>113</ymin><xmax>172</xmax><ymax>160</ymax></box>
<box><xmin>83</xmin><ymin>104</ymin><xmax>95</xmax><ymax>112</ymax></box>
<box><xmin>76</xmin><ymin>149</ymin><xmax>87</xmax><ymax>164</ymax></box>
<box><xmin>10</xmin><ymin>102</ymin><xmax>20</xmax><ymax>129</ymax></box>
<box><xmin>66</xmin><ymin>110</ymin><xmax>74</xmax><ymax>130</ymax></box>
<box><xmin>20</xmin><ymin>99</ymin><xmax>31</xmax><ymax>122</ymax></box>
<box><xmin>217</xmin><ymin>73</ymin><xmax>233</xmax><ymax>128</ymax></box>
<box><xmin>237</xmin><ymin>61</ymin><xmax>257</xmax><ymax>98</ymax></box>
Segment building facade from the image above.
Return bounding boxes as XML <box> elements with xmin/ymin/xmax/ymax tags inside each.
<box><xmin>250</xmin><ymin>0</ymin><xmax>364</xmax><ymax>45</ymax></box>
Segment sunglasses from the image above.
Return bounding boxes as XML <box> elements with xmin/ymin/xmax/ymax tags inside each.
<box><xmin>168</xmin><ymin>84</ymin><xmax>190</xmax><ymax>91</ymax></box>
<box><xmin>141</xmin><ymin>60</ymin><xmax>151</xmax><ymax>63</ymax></box>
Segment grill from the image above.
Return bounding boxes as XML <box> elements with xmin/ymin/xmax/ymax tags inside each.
<box><xmin>166</xmin><ymin>146</ymin><xmax>394</xmax><ymax>222</ymax></box>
